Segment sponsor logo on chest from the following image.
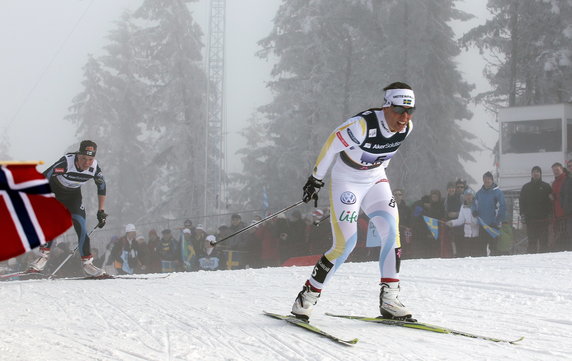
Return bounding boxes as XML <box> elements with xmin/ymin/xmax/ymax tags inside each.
<box><xmin>372</xmin><ymin>141</ymin><xmax>402</xmax><ymax>149</ymax></box>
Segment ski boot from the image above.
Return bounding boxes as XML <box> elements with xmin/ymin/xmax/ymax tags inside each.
<box><xmin>28</xmin><ymin>248</ymin><xmax>51</xmax><ymax>273</ymax></box>
<box><xmin>379</xmin><ymin>281</ymin><xmax>415</xmax><ymax>321</ymax></box>
<box><xmin>82</xmin><ymin>256</ymin><xmax>107</xmax><ymax>278</ymax></box>
<box><xmin>291</xmin><ymin>281</ymin><xmax>321</xmax><ymax>322</ymax></box>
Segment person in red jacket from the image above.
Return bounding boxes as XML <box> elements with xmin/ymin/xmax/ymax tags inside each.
<box><xmin>551</xmin><ymin>162</ymin><xmax>568</xmax><ymax>251</ymax></box>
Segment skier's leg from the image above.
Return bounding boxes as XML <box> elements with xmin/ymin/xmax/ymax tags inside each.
<box><xmin>362</xmin><ymin>180</ymin><xmax>412</xmax><ymax>319</ymax></box>
<box><xmin>67</xmin><ymin>193</ymin><xmax>105</xmax><ymax>276</ymax></box>
<box><xmin>311</xmin><ymin>180</ymin><xmax>367</xmax><ymax>288</ymax></box>
<box><xmin>66</xmin><ymin>193</ymin><xmax>91</xmax><ymax>258</ymax></box>
<box><xmin>292</xmin><ymin>180</ymin><xmax>367</xmax><ymax>319</ymax></box>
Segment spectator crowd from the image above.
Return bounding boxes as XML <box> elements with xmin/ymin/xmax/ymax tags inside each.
<box><xmin>3</xmin><ymin>164</ymin><xmax>572</xmax><ymax>278</ymax></box>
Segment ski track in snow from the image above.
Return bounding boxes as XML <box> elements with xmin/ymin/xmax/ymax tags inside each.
<box><xmin>0</xmin><ymin>252</ymin><xmax>571</xmax><ymax>360</ymax></box>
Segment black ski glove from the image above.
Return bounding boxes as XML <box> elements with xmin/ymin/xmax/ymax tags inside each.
<box><xmin>303</xmin><ymin>176</ymin><xmax>324</xmax><ymax>205</ymax></box>
<box><xmin>96</xmin><ymin>210</ymin><xmax>108</xmax><ymax>229</ymax></box>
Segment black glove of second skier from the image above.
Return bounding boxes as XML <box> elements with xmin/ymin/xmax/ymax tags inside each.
<box><xmin>96</xmin><ymin>210</ymin><xmax>108</xmax><ymax>228</ymax></box>
<box><xmin>303</xmin><ymin>176</ymin><xmax>324</xmax><ymax>204</ymax></box>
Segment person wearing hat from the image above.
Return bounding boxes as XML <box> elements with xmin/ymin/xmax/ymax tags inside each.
<box><xmin>192</xmin><ymin>224</ymin><xmax>207</xmax><ymax>250</ymax></box>
<box><xmin>474</xmin><ymin>171</ymin><xmax>506</xmax><ymax>256</ymax></box>
<box><xmin>520</xmin><ymin>166</ymin><xmax>552</xmax><ymax>253</ymax></box>
<box><xmin>196</xmin><ymin>235</ymin><xmax>222</xmax><ymax>271</ymax></box>
<box><xmin>292</xmin><ymin>82</ymin><xmax>416</xmax><ymax>321</ymax></box>
<box><xmin>446</xmin><ymin>188</ymin><xmax>482</xmax><ymax>257</ymax></box>
<box><xmin>28</xmin><ymin>140</ymin><xmax>108</xmax><ymax>277</ymax></box>
<box><xmin>111</xmin><ymin>224</ymin><xmax>141</xmax><ymax>275</ymax></box>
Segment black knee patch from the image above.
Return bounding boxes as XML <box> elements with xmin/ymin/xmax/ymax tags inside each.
<box><xmin>395</xmin><ymin>248</ymin><xmax>402</xmax><ymax>274</ymax></box>
<box><xmin>310</xmin><ymin>256</ymin><xmax>334</xmax><ymax>284</ymax></box>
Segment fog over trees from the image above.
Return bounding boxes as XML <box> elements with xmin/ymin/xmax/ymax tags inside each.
<box><xmin>461</xmin><ymin>0</ymin><xmax>572</xmax><ymax>110</ymax></box>
<box><xmin>68</xmin><ymin>0</ymin><xmax>207</xmax><ymax>225</ymax></box>
<box><xmin>236</xmin><ymin>0</ymin><xmax>478</xmax><ymax>209</ymax></box>
<box><xmin>61</xmin><ymin>0</ymin><xmax>572</xmax><ymax>227</ymax></box>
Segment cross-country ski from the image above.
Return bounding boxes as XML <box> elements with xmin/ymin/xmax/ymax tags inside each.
<box><xmin>264</xmin><ymin>311</ymin><xmax>359</xmax><ymax>346</ymax></box>
<box><xmin>325</xmin><ymin>313</ymin><xmax>524</xmax><ymax>344</ymax></box>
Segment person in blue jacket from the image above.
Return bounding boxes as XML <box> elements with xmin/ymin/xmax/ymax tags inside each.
<box><xmin>474</xmin><ymin>171</ymin><xmax>506</xmax><ymax>256</ymax></box>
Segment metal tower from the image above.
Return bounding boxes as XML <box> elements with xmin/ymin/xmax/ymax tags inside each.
<box><xmin>204</xmin><ymin>0</ymin><xmax>227</xmax><ymax>225</ymax></box>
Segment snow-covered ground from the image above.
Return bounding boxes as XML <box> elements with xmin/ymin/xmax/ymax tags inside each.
<box><xmin>1</xmin><ymin>252</ymin><xmax>571</xmax><ymax>361</ymax></box>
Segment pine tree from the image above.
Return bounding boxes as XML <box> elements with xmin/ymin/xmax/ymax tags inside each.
<box><xmin>377</xmin><ymin>0</ymin><xmax>478</xmax><ymax>197</ymax></box>
<box><xmin>66</xmin><ymin>54</ymin><xmax>118</xmax><ymax>223</ymax></box>
<box><xmin>67</xmin><ymin>14</ymin><xmax>149</xmax><ymax>226</ymax></box>
<box><xmin>235</xmin><ymin>0</ymin><xmax>383</xmax><ymax>209</ymax></box>
<box><xmin>98</xmin><ymin>14</ymin><xmax>150</xmax><ymax>223</ymax></box>
<box><xmin>461</xmin><ymin>0</ymin><xmax>572</xmax><ymax>108</ymax></box>
<box><xmin>132</xmin><ymin>0</ymin><xmax>208</xmax><ymax>221</ymax></box>
<box><xmin>237</xmin><ymin>0</ymin><xmax>477</xmax><ymax>207</ymax></box>
<box><xmin>67</xmin><ymin>2</ymin><xmax>208</xmax><ymax>226</ymax></box>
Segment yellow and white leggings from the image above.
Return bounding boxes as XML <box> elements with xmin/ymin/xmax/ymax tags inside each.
<box><xmin>307</xmin><ymin>176</ymin><xmax>401</xmax><ymax>291</ymax></box>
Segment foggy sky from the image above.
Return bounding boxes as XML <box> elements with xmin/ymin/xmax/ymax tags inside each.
<box><xmin>0</xmin><ymin>0</ymin><xmax>496</xmax><ymax>189</ymax></box>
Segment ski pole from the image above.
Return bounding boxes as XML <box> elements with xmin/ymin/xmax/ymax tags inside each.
<box><xmin>49</xmin><ymin>224</ymin><xmax>98</xmax><ymax>279</ymax></box>
<box><xmin>211</xmin><ymin>200</ymin><xmax>305</xmax><ymax>246</ymax></box>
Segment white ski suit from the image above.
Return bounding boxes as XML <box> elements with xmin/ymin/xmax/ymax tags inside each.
<box><xmin>307</xmin><ymin>108</ymin><xmax>413</xmax><ymax>290</ymax></box>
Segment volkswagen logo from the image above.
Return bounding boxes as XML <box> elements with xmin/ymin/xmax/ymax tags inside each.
<box><xmin>340</xmin><ymin>191</ymin><xmax>357</xmax><ymax>205</ymax></box>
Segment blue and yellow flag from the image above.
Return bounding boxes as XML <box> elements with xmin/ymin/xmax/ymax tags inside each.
<box><xmin>478</xmin><ymin>217</ymin><xmax>501</xmax><ymax>238</ymax></box>
<box><xmin>423</xmin><ymin>216</ymin><xmax>439</xmax><ymax>240</ymax></box>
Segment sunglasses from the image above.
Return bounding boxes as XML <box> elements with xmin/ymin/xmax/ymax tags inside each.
<box><xmin>391</xmin><ymin>104</ymin><xmax>416</xmax><ymax>115</ymax></box>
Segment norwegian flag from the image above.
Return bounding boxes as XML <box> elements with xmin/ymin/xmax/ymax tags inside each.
<box><xmin>0</xmin><ymin>164</ymin><xmax>72</xmax><ymax>261</ymax></box>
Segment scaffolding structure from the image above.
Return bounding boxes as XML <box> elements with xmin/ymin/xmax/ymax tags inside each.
<box><xmin>204</xmin><ymin>0</ymin><xmax>227</xmax><ymax>226</ymax></box>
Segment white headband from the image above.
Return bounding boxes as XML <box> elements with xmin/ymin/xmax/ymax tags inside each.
<box><xmin>382</xmin><ymin>88</ymin><xmax>415</xmax><ymax>108</ymax></box>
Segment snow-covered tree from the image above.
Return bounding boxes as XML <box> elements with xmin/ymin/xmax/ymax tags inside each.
<box><xmin>131</xmin><ymin>0</ymin><xmax>207</xmax><ymax>221</ymax></box>
<box><xmin>67</xmin><ymin>2</ymin><xmax>208</xmax><ymax>225</ymax></box>
<box><xmin>461</xmin><ymin>0</ymin><xmax>572</xmax><ymax>108</ymax></box>
<box><xmin>236</xmin><ymin>0</ymin><xmax>477</xmax><ymax>207</ymax></box>
<box><xmin>234</xmin><ymin>0</ymin><xmax>386</xmax><ymax>209</ymax></box>
<box><xmin>67</xmin><ymin>14</ymin><xmax>149</xmax><ymax>226</ymax></box>
<box><xmin>66</xmin><ymin>54</ymin><xmax>121</xmax><ymax>224</ymax></box>
<box><xmin>378</xmin><ymin>0</ymin><xmax>478</xmax><ymax>197</ymax></box>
